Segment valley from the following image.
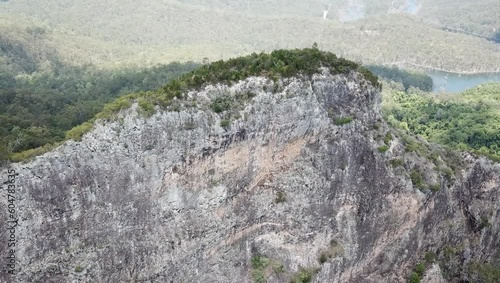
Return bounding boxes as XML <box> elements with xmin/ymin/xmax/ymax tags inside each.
<box><xmin>0</xmin><ymin>1</ymin><xmax>499</xmax><ymax>282</ymax></box>
<box><xmin>1</xmin><ymin>0</ymin><xmax>499</xmax><ymax>72</ymax></box>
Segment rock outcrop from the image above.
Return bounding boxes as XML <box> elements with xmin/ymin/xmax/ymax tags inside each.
<box><xmin>1</xmin><ymin>67</ymin><xmax>498</xmax><ymax>283</ymax></box>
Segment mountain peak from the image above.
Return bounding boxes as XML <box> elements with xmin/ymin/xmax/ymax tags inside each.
<box><xmin>1</xmin><ymin>51</ymin><xmax>499</xmax><ymax>283</ymax></box>
<box><xmin>159</xmin><ymin>48</ymin><xmax>380</xmax><ymax>95</ymax></box>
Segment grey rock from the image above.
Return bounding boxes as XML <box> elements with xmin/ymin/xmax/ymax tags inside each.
<box><xmin>0</xmin><ymin>70</ymin><xmax>498</xmax><ymax>283</ymax></box>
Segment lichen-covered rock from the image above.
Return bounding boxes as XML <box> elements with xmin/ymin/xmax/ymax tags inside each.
<box><xmin>0</xmin><ymin>70</ymin><xmax>498</xmax><ymax>283</ymax></box>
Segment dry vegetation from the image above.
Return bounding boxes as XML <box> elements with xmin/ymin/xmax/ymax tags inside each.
<box><xmin>0</xmin><ymin>0</ymin><xmax>499</xmax><ymax>72</ymax></box>
<box><xmin>418</xmin><ymin>0</ymin><xmax>499</xmax><ymax>36</ymax></box>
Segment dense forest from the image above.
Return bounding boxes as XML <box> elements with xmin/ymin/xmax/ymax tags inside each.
<box><xmin>383</xmin><ymin>82</ymin><xmax>500</xmax><ymax>161</ymax></box>
<box><xmin>0</xmin><ymin>62</ymin><xmax>200</xmax><ymax>165</ymax></box>
<box><xmin>1</xmin><ymin>1</ymin><xmax>499</xmax><ymax>73</ymax></box>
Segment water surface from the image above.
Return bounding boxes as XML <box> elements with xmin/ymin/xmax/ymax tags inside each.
<box><xmin>427</xmin><ymin>71</ymin><xmax>500</xmax><ymax>93</ymax></box>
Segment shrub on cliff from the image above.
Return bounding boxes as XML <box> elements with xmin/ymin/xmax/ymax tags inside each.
<box><xmin>161</xmin><ymin>48</ymin><xmax>380</xmax><ymax>100</ymax></box>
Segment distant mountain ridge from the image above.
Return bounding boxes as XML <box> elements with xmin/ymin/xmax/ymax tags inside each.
<box><xmin>0</xmin><ymin>0</ymin><xmax>498</xmax><ymax>72</ymax></box>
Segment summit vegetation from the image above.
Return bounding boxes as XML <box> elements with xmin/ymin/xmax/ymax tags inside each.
<box><xmin>159</xmin><ymin>48</ymin><xmax>380</xmax><ymax>95</ymax></box>
<box><xmin>1</xmin><ymin>48</ymin><xmax>378</xmax><ymax>164</ymax></box>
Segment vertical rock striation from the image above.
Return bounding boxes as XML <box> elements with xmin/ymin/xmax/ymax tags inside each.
<box><xmin>0</xmin><ymin>69</ymin><xmax>498</xmax><ymax>283</ymax></box>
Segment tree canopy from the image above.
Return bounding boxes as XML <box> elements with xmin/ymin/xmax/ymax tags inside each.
<box><xmin>160</xmin><ymin>48</ymin><xmax>380</xmax><ymax>100</ymax></box>
<box><xmin>383</xmin><ymin>82</ymin><xmax>500</xmax><ymax>161</ymax></box>
<box><xmin>0</xmin><ymin>61</ymin><xmax>200</xmax><ymax>165</ymax></box>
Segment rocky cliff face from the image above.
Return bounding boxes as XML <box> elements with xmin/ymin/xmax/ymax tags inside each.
<box><xmin>1</xmin><ymin>69</ymin><xmax>499</xmax><ymax>283</ymax></box>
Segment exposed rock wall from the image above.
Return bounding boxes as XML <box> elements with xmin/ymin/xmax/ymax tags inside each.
<box><xmin>0</xmin><ymin>70</ymin><xmax>498</xmax><ymax>282</ymax></box>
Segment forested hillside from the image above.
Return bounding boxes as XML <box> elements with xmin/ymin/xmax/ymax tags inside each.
<box><xmin>383</xmin><ymin>82</ymin><xmax>500</xmax><ymax>160</ymax></box>
<box><xmin>418</xmin><ymin>0</ymin><xmax>499</xmax><ymax>37</ymax></box>
<box><xmin>0</xmin><ymin>0</ymin><xmax>498</xmax><ymax>72</ymax></box>
<box><xmin>0</xmin><ymin>61</ymin><xmax>200</xmax><ymax>165</ymax></box>
<box><xmin>0</xmin><ymin>22</ymin><xmax>60</xmax><ymax>74</ymax></box>
<box><xmin>155</xmin><ymin>0</ymin><xmax>500</xmax><ymax>36</ymax></box>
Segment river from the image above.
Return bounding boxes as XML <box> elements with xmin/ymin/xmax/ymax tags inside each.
<box><xmin>427</xmin><ymin>71</ymin><xmax>500</xmax><ymax>93</ymax></box>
